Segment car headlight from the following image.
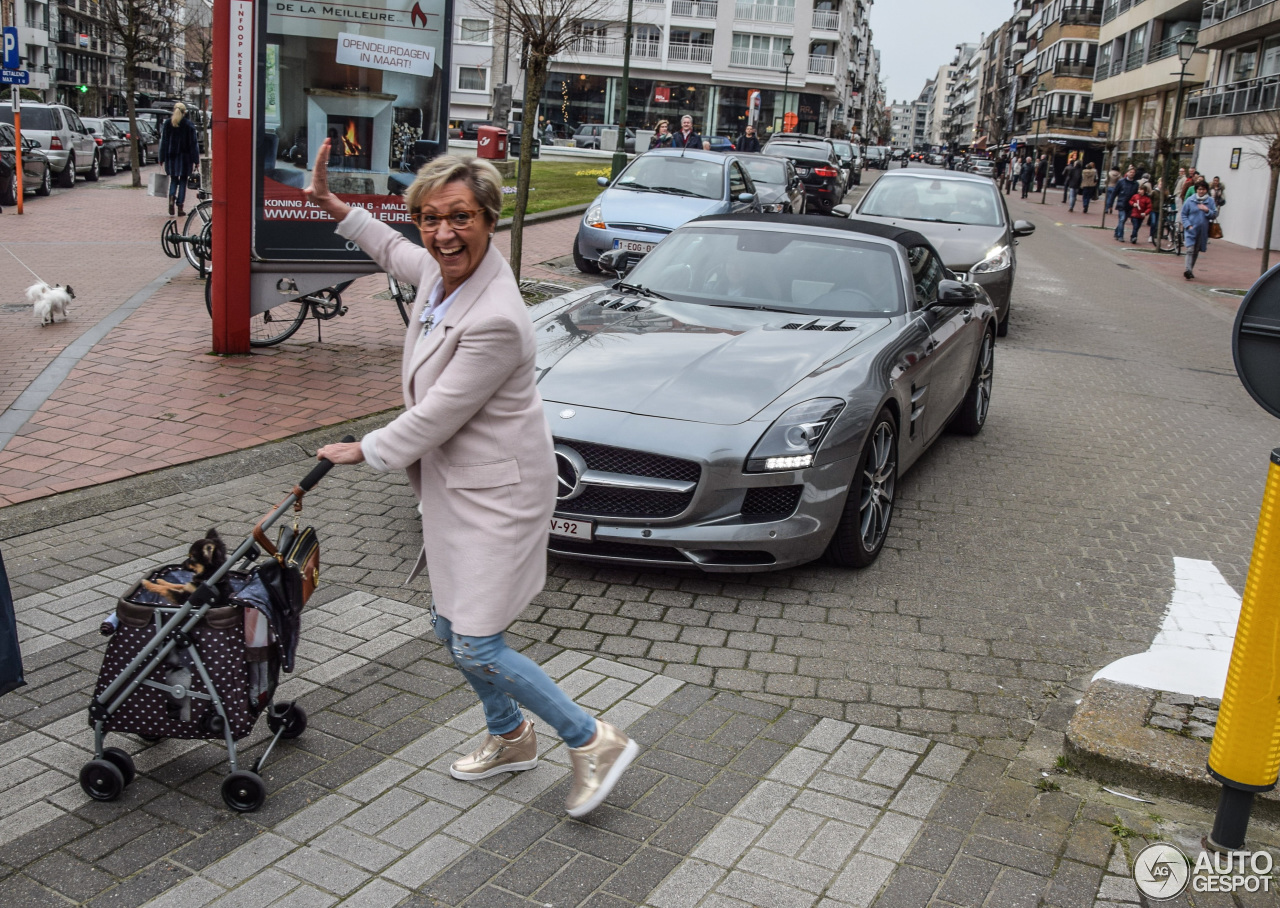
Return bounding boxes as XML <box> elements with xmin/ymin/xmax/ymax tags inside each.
<box><xmin>763</xmin><ymin>202</ymin><xmax>786</xmax><ymax>212</ymax></box>
<box><xmin>585</xmin><ymin>203</ymin><xmax>606</xmax><ymax>229</ymax></box>
<box><xmin>969</xmin><ymin>244</ymin><xmax>1012</xmax><ymax>274</ymax></box>
<box><xmin>746</xmin><ymin>399</ymin><xmax>845</xmax><ymax>472</ymax></box>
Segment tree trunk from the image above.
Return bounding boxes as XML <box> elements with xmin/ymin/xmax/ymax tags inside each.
<box><xmin>126</xmin><ymin>62</ymin><xmax>141</xmax><ymax>188</ymax></box>
<box><xmin>1263</xmin><ymin>164</ymin><xmax>1279</xmax><ymax>275</ymax></box>
<box><xmin>510</xmin><ymin>49</ymin><xmax>548</xmax><ymax>280</ymax></box>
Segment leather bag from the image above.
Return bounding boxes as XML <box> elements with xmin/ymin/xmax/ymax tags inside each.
<box><xmin>1209</xmin><ymin>221</ymin><xmax>1224</xmax><ymax>240</ymax></box>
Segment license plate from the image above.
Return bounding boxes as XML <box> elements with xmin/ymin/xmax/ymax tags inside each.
<box><xmin>612</xmin><ymin>239</ymin><xmax>655</xmax><ymax>254</ymax></box>
<box><xmin>550</xmin><ymin>517</ymin><xmax>594</xmax><ymax>540</ymax></box>
<box><xmin>796</xmin><ymin>167</ymin><xmax>810</xmax><ymax>175</ymax></box>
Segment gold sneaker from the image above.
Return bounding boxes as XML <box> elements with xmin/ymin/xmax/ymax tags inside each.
<box><xmin>565</xmin><ymin>721</ymin><xmax>640</xmax><ymax>818</ymax></box>
<box><xmin>449</xmin><ymin>721</ymin><xmax>539</xmax><ymax>781</ymax></box>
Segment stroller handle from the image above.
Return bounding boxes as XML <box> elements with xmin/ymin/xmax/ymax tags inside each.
<box><xmin>300</xmin><ymin>435</ymin><xmax>355</xmax><ymax>491</ymax></box>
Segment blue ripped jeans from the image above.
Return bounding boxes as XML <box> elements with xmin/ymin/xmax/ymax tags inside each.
<box><xmin>432</xmin><ymin>610</ymin><xmax>596</xmax><ymax>748</ymax></box>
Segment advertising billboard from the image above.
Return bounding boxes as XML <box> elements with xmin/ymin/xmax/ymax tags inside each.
<box><xmin>254</xmin><ymin>0</ymin><xmax>451</xmax><ymax>260</ymax></box>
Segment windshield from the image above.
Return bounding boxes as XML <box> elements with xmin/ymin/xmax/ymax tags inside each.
<box><xmin>615</xmin><ymin>155</ymin><xmax>725</xmax><ymax>199</ymax></box>
<box><xmin>859</xmin><ymin>176</ymin><xmax>1004</xmax><ymax>227</ymax></box>
<box><xmin>0</xmin><ymin>106</ymin><xmax>59</xmax><ymax>130</ymax></box>
<box><xmin>625</xmin><ymin>226</ymin><xmax>905</xmax><ymax>316</ymax></box>
<box><xmin>741</xmin><ymin>157</ymin><xmax>786</xmax><ymax>184</ymax></box>
<box><xmin>765</xmin><ymin>143</ymin><xmax>829</xmax><ymax>163</ymax></box>
<box><xmin>865</xmin><ymin>147</ymin><xmax>887</xmax><ymax>159</ymax></box>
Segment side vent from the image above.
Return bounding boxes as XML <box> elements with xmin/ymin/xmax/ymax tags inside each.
<box><xmin>780</xmin><ymin>318</ymin><xmax>858</xmax><ymax>332</ymax></box>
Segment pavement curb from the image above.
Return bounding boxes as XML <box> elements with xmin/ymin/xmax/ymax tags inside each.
<box><xmin>1065</xmin><ymin>678</ymin><xmax>1280</xmax><ymax>822</ymax></box>
<box><xmin>495</xmin><ymin>202</ymin><xmax>589</xmax><ymax>231</ymax></box>
<box><xmin>0</xmin><ymin>409</ymin><xmax>399</xmax><ymax>541</ymax></box>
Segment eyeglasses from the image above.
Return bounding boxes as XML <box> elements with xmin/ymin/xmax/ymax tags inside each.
<box><xmin>411</xmin><ymin>209</ymin><xmax>485</xmax><ymax>231</ymax></box>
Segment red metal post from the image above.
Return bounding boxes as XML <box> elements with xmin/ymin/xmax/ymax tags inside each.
<box><xmin>211</xmin><ymin>0</ymin><xmax>252</xmax><ymax>353</ymax></box>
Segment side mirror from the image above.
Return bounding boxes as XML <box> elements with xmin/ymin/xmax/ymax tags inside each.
<box><xmin>598</xmin><ymin>248</ymin><xmax>629</xmax><ymax>276</ymax></box>
<box><xmin>737</xmin><ymin>192</ymin><xmax>755</xmax><ymax>203</ymax></box>
<box><xmin>597</xmin><ymin>176</ymin><xmax>610</xmax><ymax>187</ymax></box>
<box><xmin>832</xmin><ymin>204</ymin><xmax>853</xmax><ymax>217</ymax></box>
<box><xmin>933</xmin><ymin>279</ymin><xmax>980</xmax><ymax>307</ymax></box>
<box><xmin>1012</xmin><ymin>220</ymin><xmax>1036</xmax><ymax>238</ymax></box>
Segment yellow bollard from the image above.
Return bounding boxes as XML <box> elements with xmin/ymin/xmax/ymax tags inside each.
<box><xmin>1207</xmin><ymin>447</ymin><xmax>1280</xmax><ymax>850</ymax></box>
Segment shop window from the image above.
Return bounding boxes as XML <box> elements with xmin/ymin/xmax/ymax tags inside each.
<box><xmin>458</xmin><ymin>66</ymin><xmax>489</xmax><ymax>92</ymax></box>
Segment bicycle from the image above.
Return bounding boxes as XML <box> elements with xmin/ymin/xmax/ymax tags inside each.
<box><xmin>386</xmin><ymin>275</ymin><xmax>416</xmax><ymax>325</ymax></box>
<box><xmin>1154</xmin><ymin>201</ymin><xmax>1183</xmax><ymax>255</ymax></box>
<box><xmin>160</xmin><ymin>190</ymin><xmax>213</xmax><ymax>278</ymax></box>
<box><xmin>204</xmin><ymin>276</ymin><xmax>413</xmax><ymax>347</ymax></box>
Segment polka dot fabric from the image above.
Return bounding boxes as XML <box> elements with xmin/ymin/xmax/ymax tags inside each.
<box><xmin>93</xmin><ymin>619</ymin><xmax>256</xmax><ymax>741</ymax></box>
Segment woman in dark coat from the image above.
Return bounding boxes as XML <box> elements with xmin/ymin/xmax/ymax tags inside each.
<box><xmin>159</xmin><ymin>102</ymin><xmax>200</xmax><ymax>217</ymax></box>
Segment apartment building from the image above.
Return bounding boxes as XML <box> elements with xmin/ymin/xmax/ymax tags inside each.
<box><xmin>889</xmin><ymin>99</ymin><xmax>913</xmax><ymax>146</ymax></box>
<box><xmin>977</xmin><ymin>21</ymin><xmax>1016</xmax><ymax>148</ymax></box>
<box><xmin>450</xmin><ymin>0</ymin><xmax>878</xmax><ymax>140</ymax></box>
<box><xmin>946</xmin><ymin>41</ymin><xmax>984</xmax><ymax>148</ymax></box>
<box><xmin>12</xmin><ymin>0</ymin><xmax>54</xmax><ymax>98</ymax></box>
<box><xmin>1012</xmin><ymin>0</ymin><xmax>1109</xmax><ymax>170</ymax></box>
<box><xmin>926</xmin><ymin>59</ymin><xmax>958</xmax><ymax>145</ymax></box>
<box><xmin>1182</xmin><ymin>0</ymin><xmax>1280</xmax><ymax>248</ymax></box>
<box><xmin>1091</xmin><ymin>0</ymin><xmax>1205</xmax><ymax>167</ymax></box>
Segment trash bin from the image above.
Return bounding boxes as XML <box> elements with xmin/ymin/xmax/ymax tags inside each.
<box><xmin>476</xmin><ymin>126</ymin><xmax>508</xmax><ymax>161</ymax></box>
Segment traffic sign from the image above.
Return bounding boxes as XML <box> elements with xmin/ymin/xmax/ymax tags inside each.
<box><xmin>1233</xmin><ymin>264</ymin><xmax>1280</xmax><ymax>419</ymax></box>
<box><xmin>2</xmin><ymin>27</ymin><xmax>18</xmax><ymax>71</ymax></box>
<box><xmin>1</xmin><ymin>69</ymin><xmax>29</xmax><ymax>85</ymax></box>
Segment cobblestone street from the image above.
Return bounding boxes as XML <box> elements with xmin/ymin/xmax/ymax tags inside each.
<box><xmin>4</xmin><ymin>170</ymin><xmax>1280</xmax><ymax>905</ymax></box>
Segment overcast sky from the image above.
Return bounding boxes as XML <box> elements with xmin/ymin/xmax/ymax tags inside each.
<box><xmin>871</xmin><ymin>0</ymin><xmax>1013</xmax><ymax>104</ymax></box>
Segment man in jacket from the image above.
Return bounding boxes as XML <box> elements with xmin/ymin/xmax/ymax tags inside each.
<box><xmin>1112</xmin><ymin>166</ymin><xmax>1139</xmax><ymax>240</ymax></box>
<box><xmin>672</xmin><ymin>115</ymin><xmax>709</xmax><ymax>150</ymax></box>
<box><xmin>736</xmin><ymin>125</ymin><xmax>761</xmax><ymax>153</ymax></box>
<box><xmin>1019</xmin><ymin>156</ymin><xmax>1035</xmax><ymax>199</ymax></box>
<box><xmin>1064</xmin><ymin>159</ymin><xmax>1083</xmax><ymax>211</ymax></box>
<box><xmin>1034</xmin><ymin>155</ymin><xmax>1048</xmax><ymax>194</ymax></box>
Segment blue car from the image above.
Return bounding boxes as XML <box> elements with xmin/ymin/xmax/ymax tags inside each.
<box><xmin>573</xmin><ymin>148</ymin><xmax>763</xmax><ymax>273</ymax></box>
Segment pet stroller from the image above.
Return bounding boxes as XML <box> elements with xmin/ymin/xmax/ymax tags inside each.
<box><xmin>79</xmin><ymin>444</ymin><xmax>349</xmax><ymax>812</ymax></box>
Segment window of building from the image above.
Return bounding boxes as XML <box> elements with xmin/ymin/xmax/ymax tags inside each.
<box><xmin>1233</xmin><ymin>46</ymin><xmax>1257</xmax><ymax>82</ymax></box>
<box><xmin>457</xmin><ymin>66</ymin><xmax>488</xmax><ymax>92</ymax></box>
<box><xmin>458</xmin><ymin>18</ymin><xmax>490</xmax><ymax>43</ymax></box>
<box><xmin>1262</xmin><ymin>36</ymin><xmax>1280</xmax><ymax>78</ymax></box>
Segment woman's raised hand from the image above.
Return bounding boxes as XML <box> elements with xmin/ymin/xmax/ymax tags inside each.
<box><xmin>303</xmin><ymin>138</ymin><xmax>352</xmax><ymax>222</ymax></box>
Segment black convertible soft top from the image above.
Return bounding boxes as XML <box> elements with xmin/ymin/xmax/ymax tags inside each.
<box><xmin>691</xmin><ymin>211</ymin><xmax>934</xmax><ymax>253</ymax></box>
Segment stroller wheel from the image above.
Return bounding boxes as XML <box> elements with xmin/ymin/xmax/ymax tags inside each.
<box><xmin>102</xmin><ymin>747</ymin><xmax>136</xmax><ymax>787</ymax></box>
<box><xmin>138</xmin><ymin>734</ymin><xmax>165</xmax><ymax>743</ymax></box>
<box><xmin>80</xmin><ymin>759</ymin><xmax>125</xmax><ymax>801</ymax></box>
<box><xmin>222</xmin><ymin>770</ymin><xmax>267</xmax><ymax>812</ymax></box>
<box><xmin>267</xmin><ymin>702</ymin><xmax>307</xmax><ymax>740</ymax></box>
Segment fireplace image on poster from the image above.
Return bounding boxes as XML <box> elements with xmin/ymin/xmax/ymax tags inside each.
<box><xmin>255</xmin><ymin>0</ymin><xmax>450</xmax><ymax>261</ymax></box>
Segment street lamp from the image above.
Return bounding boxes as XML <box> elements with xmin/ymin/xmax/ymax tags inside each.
<box><xmin>1155</xmin><ymin>32</ymin><xmax>1199</xmax><ymax>250</ymax></box>
<box><xmin>1034</xmin><ymin>82</ymin><xmax>1049</xmax><ymax>203</ymax></box>
<box><xmin>781</xmin><ymin>46</ymin><xmax>795</xmax><ymax>131</ymax></box>
<box><xmin>611</xmin><ymin>0</ymin><xmax>637</xmax><ymax>178</ymax></box>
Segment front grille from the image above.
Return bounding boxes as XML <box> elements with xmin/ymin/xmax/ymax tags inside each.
<box><xmin>693</xmin><ymin>550</ymin><xmax>777</xmax><ymax>566</ymax></box>
<box><xmin>555</xmin><ymin>439</ymin><xmax>700</xmax><ymax>482</ymax></box>
<box><xmin>559</xmin><ymin>486</ymin><xmax>694</xmax><ymax>518</ymax></box>
<box><xmin>741</xmin><ymin>486</ymin><xmax>803</xmax><ymax>521</ymax></box>
<box><xmin>549</xmin><ymin>538</ymin><xmax>688</xmax><ymax>563</ymax></box>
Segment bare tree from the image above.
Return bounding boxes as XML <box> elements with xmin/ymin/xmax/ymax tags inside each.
<box><xmin>184</xmin><ymin>0</ymin><xmax>213</xmax><ymax>153</ymax></box>
<box><xmin>1243</xmin><ymin>112</ymin><xmax>1280</xmax><ymax>275</ymax></box>
<box><xmin>474</xmin><ymin>0</ymin><xmax>607</xmax><ymax>277</ymax></box>
<box><xmin>101</xmin><ymin>0</ymin><xmax>179</xmax><ymax>186</ymax></box>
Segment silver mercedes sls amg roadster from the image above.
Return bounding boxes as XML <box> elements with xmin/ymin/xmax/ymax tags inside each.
<box><xmin>531</xmin><ymin>212</ymin><xmax>996</xmax><ymax>572</ymax></box>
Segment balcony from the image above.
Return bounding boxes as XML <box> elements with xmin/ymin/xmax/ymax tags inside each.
<box><xmin>1095</xmin><ymin>58</ymin><xmax>1115</xmax><ymax>79</ymax></box>
<box><xmin>1186</xmin><ymin>74</ymin><xmax>1280</xmax><ymax>118</ymax></box>
<box><xmin>1012</xmin><ymin>38</ymin><xmax>1028</xmax><ymax>53</ymax></box>
<box><xmin>1150</xmin><ymin>30</ymin><xmax>1197</xmax><ymax>63</ymax></box>
<box><xmin>729</xmin><ymin>47</ymin><xmax>783</xmax><ymax>68</ymax></box>
<box><xmin>1124</xmin><ymin>45</ymin><xmax>1147</xmax><ymax>70</ymax></box>
<box><xmin>667</xmin><ymin>41</ymin><xmax>713</xmax><ymax>62</ymax></box>
<box><xmin>55</xmin><ymin>66</ymin><xmax>73</xmax><ymax>81</ymax></box>
<box><xmin>734</xmin><ymin>2</ymin><xmax>794</xmax><ymax>22</ymax></box>
<box><xmin>1014</xmin><ymin>0</ymin><xmax>1032</xmax><ymax>20</ymax></box>
<box><xmin>811</xmin><ymin>8</ymin><xmax>839</xmax><ymax>29</ymax></box>
<box><xmin>808</xmin><ymin>55</ymin><xmax>835</xmax><ymax>75</ymax></box>
<box><xmin>1046</xmin><ymin>112</ymin><xmax>1094</xmax><ymax>130</ymax></box>
<box><xmin>1054</xmin><ymin>59</ymin><xmax>1094</xmax><ymax>77</ymax></box>
<box><xmin>560</xmin><ymin>36</ymin><xmax>662</xmax><ymax>59</ymax></box>
<box><xmin>1061</xmin><ymin>8</ymin><xmax>1102</xmax><ymax>25</ymax></box>
<box><xmin>1202</xmin><ymin>0</ymin><xmax>1275</xmax><ymax>28</ymax></box>
<box><xmin>672</xmin><ymin>0</ymin><xmax>718</xmax><ymax>17</ymax></box>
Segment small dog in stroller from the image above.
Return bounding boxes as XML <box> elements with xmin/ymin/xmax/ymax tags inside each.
<box><xmin>140</xmin><ymin>528</ymin><xmax>233</xmax><ymax>605</ymax></box>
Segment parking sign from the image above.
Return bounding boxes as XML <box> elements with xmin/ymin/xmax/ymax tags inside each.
<box><xmin>2</xmin><ymin>27</ymin><xmax>19</xmax><ymax>71</ymax></box>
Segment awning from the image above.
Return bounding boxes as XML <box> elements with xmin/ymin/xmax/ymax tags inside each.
<box><xmin>973</xmin><ymin>135</ymin><xmax>989</xmax><ymax>150</ymax></box>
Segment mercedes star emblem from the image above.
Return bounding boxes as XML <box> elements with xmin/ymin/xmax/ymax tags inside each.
<box><xmin>553</xmin><ymin>444</ymin><xmax>588</xmax><ymax>501</ymax></box>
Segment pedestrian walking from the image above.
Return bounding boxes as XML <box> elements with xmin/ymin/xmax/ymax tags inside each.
<box><xmin>1112</xmin><ymin>166</ymin><xmax>1139</xmax><ymax>240</ymax></box>
<box><xmin>1065</xmin><ymin>158</ymin><xmax>1083</xmax><ymax>211</ymax></box>
<box><xmin>1181</xmin><ymin>181</ymin><xmax>1218</xmax><ymax>280</ymax></box>
<box><xmin>1019</xmin><ymin>156</ymin><xmax>1034</xmax><ymax>199</ymax></box>
<box><xmin>671</xmin><ymin>115</ymin><xmax>709</xmax><ymax>150</ymax></box>
<box><xmin>1127</xmin><ymin>185</ymin><xmax>1153</xmax><ymax>244</ymax></box>
<box><xmin>1061</xmin><ymin>152</ymin><xmax>1075</xmax><ymax>203</ymax></box>
<box><xmin>1034</xmin><ymin>155</ymin><xmax>1047</xmax><ymax>194</ymax></box>
<box><xmin>1080</xmin><ymin>161</ymin><xmax>1098</xmax><ymax>214</ymax></box>
<box><xmin>545</xmin><ymin>121</ymin><xmax>556</xmax><ymax>143</ymax></box>
<box><xmin>1104</xmin><ymin>165</ymin><xmax>1121</xmax><ymax>214</ymax></box>
<box><xmin>652</xmin><ymin>120</ymin><xmax>673</xmax><ymax>149</ymax></box>
<box><xmin>1173</xmin><ymin>166</ymin><xmax>1189</xmax><ymax>203</ymax></box>
<box><xmin>159</xmin><ymin>102</ymin><xmax>200</xmax><ymax>218</ymax></box>
<box><xmin>736</xmin><ymin>124</ymin><xmax>761</xmax><ymax>153</ymax></box>
<box><xmin>305</xmin><ymin>145</ymin><xmax>640</xmax><ymax>819</ymax></box>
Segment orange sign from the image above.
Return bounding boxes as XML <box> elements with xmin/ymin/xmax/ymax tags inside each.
<box><xmin>783</xmin><ymin>111</ymin><xmax>798</xmax><ymax>131</ymax></box>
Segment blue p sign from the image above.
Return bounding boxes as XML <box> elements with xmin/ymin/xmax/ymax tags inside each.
<box><xmin>2</xmin><ymin>28</ymin><xmax>18</xmax><ymax>71</ymax></box>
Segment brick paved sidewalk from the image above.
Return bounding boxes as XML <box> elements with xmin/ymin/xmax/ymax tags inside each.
<box><xmin>0</xmin><ymin>175</ymin><xmax>588</xmax><ymax>508</ymax></box>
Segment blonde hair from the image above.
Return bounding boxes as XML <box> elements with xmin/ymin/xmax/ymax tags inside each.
<box><xmin>170</xmin><ymin>102</ymin><xmax>187</xmax><ymax>127</ymax></box>
<box><xmin>405</xmin><ymin>155</ymin><xmax>503</xmax><ymax>226</ymax></box>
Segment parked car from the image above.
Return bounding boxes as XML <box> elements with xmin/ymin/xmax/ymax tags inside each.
<box><xmin>573</xmin><ymin>124</ymin><xmax>637</xmax><ymax>153</ymax></box>
<box><xmin>891</xmin><ymin>148</ymin><xmax>907</xmax><ymax>161</ymax></box>
<box><xmin>534</xmin><ymin>213</ymin><xmax>997</xmax><ymax>571</ymax></box>
<box><xmin>740</xmin><ymin>154</ymin><xmax>806</xmax><ymax>213</ymax></box>
<box><xmin>574</xmin><ymin>148</ymin><xmax>761</xmax><ymax>272</ymax></box>
<box><xmin>863</xmin><ymin>145</ymin><xmax>890</xmax><ymax>170</ymax></box>
<box><xmin>969</xmin><ymin>157</ymin><xmax>996</xmax><ymax>177</ymax></box>
<box><xmin>0</xmin><ymin>122</ymin><xmax>54</xmax><ymax>203</ymax></box>
<box><xmin>831</xmin><ymin>139</ymin><xmax>861</xmax><ymax>186</ymax></box>
<box><xmin>108</xmin><ymin>117</ymin><xmax>159</xmax><ymax>165</ymax></box>
<box><xmin>842</xmin><ymin>168</ymin><xmax>1034</xmax><ymax>337</ymax></box>
<box><xmin>927</xmin><ymin>152</ymin><xmax>945</xmax><ymax>165</ymax></box>
<box><xmin>82</xmin><ymin>117</ymin><xmax>131</xmax><ymax>175</ymax></box>
<box><xmin>705</xmin><ymin>135</ymin><xmax>736</xmax><ymax>152</ymax></box>
<box><xmin>0</xmin><ymin>102</ymin><xmax>99</xmax><ymax>187</ymax></box>
<box><xmin>761</xmin><ymin>140</ymin><xmax>844</xmax><ymax>213</ymax></box>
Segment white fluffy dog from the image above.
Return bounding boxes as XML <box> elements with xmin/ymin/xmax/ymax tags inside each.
<box><xmin>26</xmin><ymin>281</ymin><xmax>75</xmax><ymax>326</ymax></box>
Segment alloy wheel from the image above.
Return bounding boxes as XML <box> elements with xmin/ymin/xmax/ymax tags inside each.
<box><xmin>973</xmin><ymin>333</ymin><xmax>993</xmax><ymax>426</ymax></box>
<box><xmin>858</xmin><ymin>420</ymin><xmax>896</xmax><ymax>552</ymax></box>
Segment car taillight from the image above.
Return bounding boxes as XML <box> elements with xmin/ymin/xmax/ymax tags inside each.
<box><xmin>50</xmin><ymin>137</ymin><xmax>62</xmax><ymax>150</ymax></box>
<box><xmin>814</xmin><ymin>166</ymin><xmax>839</xmax><ymax>178</ymax></box>
<box><xmin>94</xmin><ymin>136</ymin><xmax>103</xmax><ymax>145</ymax></box>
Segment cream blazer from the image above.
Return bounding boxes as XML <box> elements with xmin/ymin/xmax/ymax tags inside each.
<box><xmin>337</xmin><ymin>209</ymin><xmax>556</xmax><ymax>636</ymax></box>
